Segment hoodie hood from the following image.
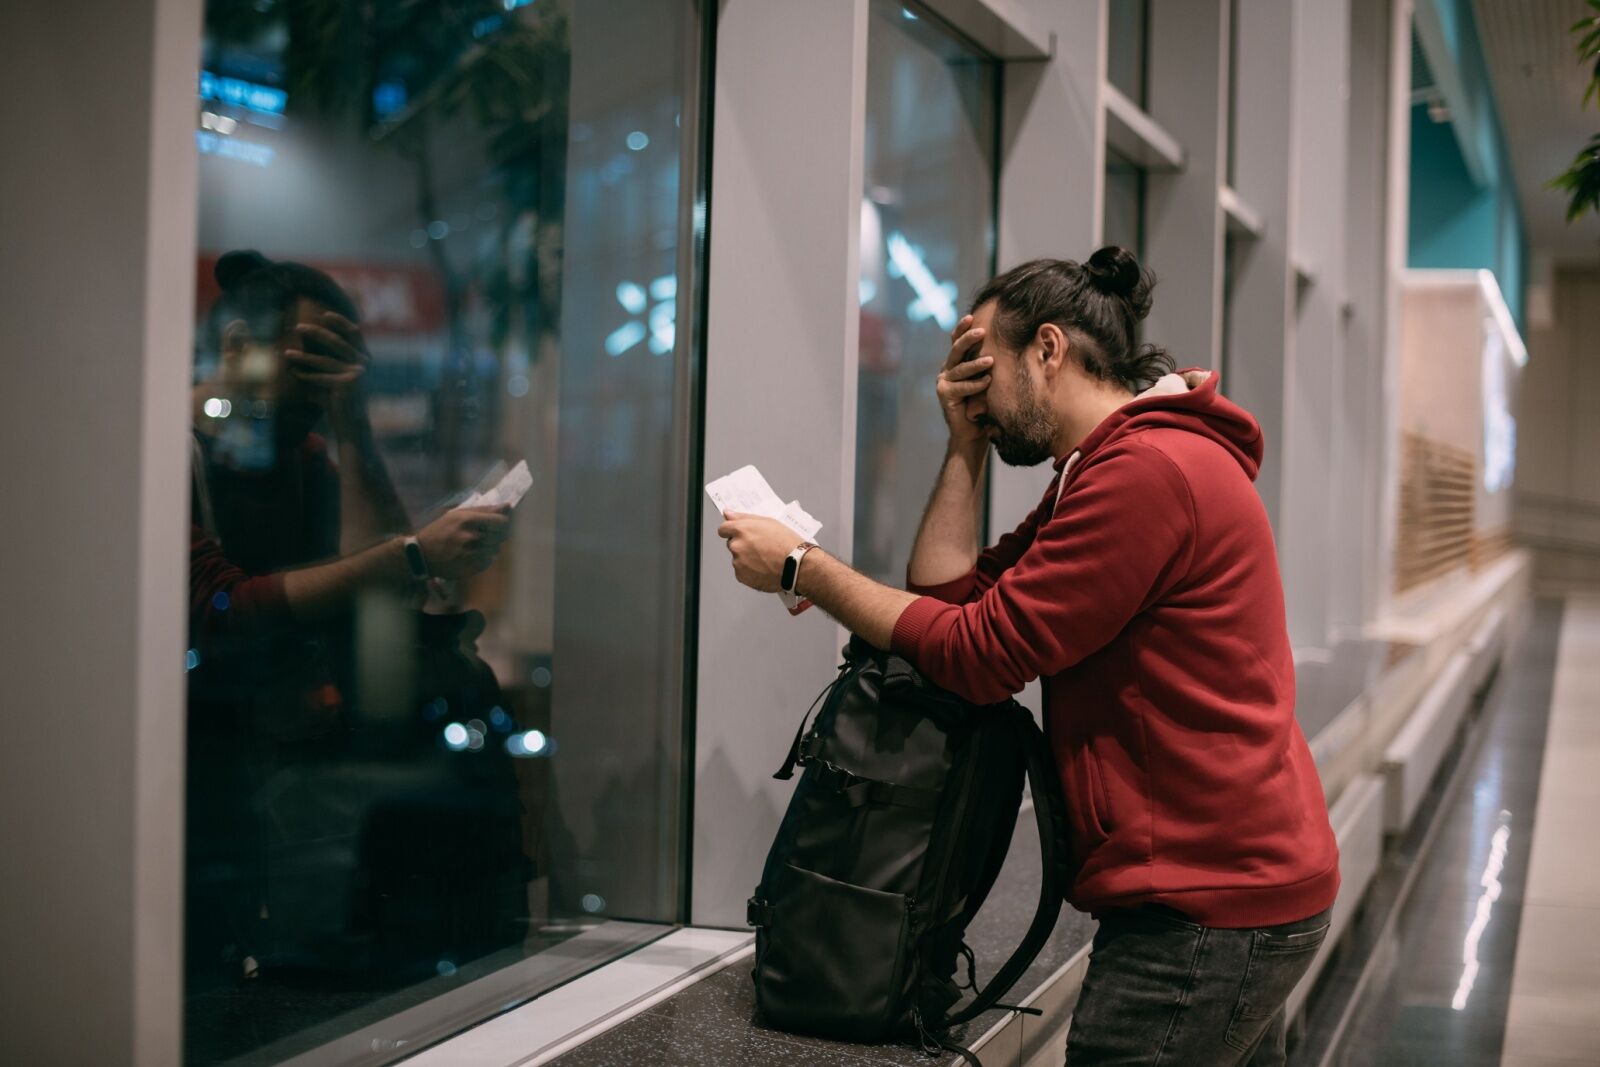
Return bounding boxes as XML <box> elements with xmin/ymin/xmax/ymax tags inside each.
<box><xmin>1055</xmin><ymin>368</ymin><xmax>1264</xmax><ymax>483</ymax></box>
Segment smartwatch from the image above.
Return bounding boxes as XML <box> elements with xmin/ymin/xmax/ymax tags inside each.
<box><xmin>402</xmin><ymin>535</ymin><xmax>431</xmax><ymax>580</ymax></box>
<box><xmin>781</xmin><ymin>542</ymin><xmax>819</xmax><ymax>596</ymax></box>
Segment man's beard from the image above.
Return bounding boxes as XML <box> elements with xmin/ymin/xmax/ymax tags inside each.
<box><xmin>984</xmin><ymin>377</ymin><xmax>1056</xmax><ymax>467</ymax></box>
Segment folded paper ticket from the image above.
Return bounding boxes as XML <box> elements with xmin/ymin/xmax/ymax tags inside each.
<box><xmin>456</xmin><ymin>460</ymin><xmax>532</xmax><ymax>510</ymax></box>
<box><xmin>706</xmin><ymin>465</ymin><xmax>822</xmax><ymax>615</ymax></box>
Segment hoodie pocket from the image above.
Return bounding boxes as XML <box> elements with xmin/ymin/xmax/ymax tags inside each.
<box><xmin>1082</xmin><ymin>746</ymin><xmax>1114</xmax><ymax>841</ymax></box>
<box><xmin>1066</xmin><ymin>743</ymin><xmax>1112</xmax><ymax>848</ymax></box>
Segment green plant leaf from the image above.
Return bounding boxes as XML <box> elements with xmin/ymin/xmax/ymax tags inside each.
<box><xmin>1550</xmin><ymin>133</ymin><xmax>1600</xmax><ymax>221</ymax></box>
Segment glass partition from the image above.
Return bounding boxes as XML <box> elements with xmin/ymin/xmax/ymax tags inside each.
<box><xmin>184</xmin><ymin>1</ymin><xmax>707</xmax><ymax>1062</ymax></box>
<box><xmin>854</xmin><ymin>0</ymin><xmax>999</xmax><ymax>586</ymax></box>
<box><xmin>1107</xmin><ymin>0</ymin><xmax>1151</xmax><ymax>107</ymax></box>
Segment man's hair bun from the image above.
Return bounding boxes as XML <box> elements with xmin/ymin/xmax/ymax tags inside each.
<box><xmin>1084</xmin><ymin>245</ymin><xmax>1154</xmax><ymax>320</ymax></box>
<box><xmin>214</xmin><ymin>249</ymin><xmax>272</xmax><ymax>291</ymax></box>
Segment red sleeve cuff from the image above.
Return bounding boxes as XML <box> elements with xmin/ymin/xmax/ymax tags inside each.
<box><xmin>905</xmin><ymin>567</ymin><xmax>978</xmax><ymax>604</ymax></box>
<box><xmin>891</xmin><ymin>595</ymin><xmax>952</xmax><ymax>661</ymax></box>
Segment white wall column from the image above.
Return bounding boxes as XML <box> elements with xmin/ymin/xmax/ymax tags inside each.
<box><xmin>1280</xmin><ymin>0</ymin><xmax>1353</xmax><ymax>649</ymax></box>
<box><xmin>0</xmin><ymin>0</ymin><xmax>198</xmax><ymax>1062</ymax></box>
<box><xmin>1144</xmin><ymin>0</ymin><xmax>1229</xmax><ymax>367</ymax></box>
<box><xmin>1338</xmin><ymin>0</ymin><xmax>1396</xmax><ymax>634</ymax></box>
<box><xmin>1227</xmin><ymin>0</ymin><xmax>1297</xmax><ymax>533</ymax></box>
<box><xmin>690</xmin><ymin>0</ymin><xmax>869</xmax><ymax>927</ymax></box>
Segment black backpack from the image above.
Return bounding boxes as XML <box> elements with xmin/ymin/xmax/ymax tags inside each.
<box><xmin>747</xmin><ymin>636</ymin><xmax>1070</xmax><ymax>1063</ymax></box>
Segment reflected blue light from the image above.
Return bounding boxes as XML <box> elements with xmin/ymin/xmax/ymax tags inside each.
<box><xmin>649</xmin><ymin>274</ymin><xmax>677</xmax><ymax>301</ymax></box>
<box><xmin>648</xmin><ymin>301</ymin><xmax>676</xmax><ymax>355</ymax></box>
<box><xmin>185</xmin><ymin>649</ymin><xmax>201</xmax><ymax>672</ymax></box>
<box><xmin>196</xmin><ymin>131</ymin><xmax>274</xmax><ymax>168</ymax></box>
<box><xmin>522</xmin><ymin>729</ymin><xmax>548</xmax><ymax>755</ymax></box>
<box><xmin>436</xmin><ymin>959</ymin><xmax>457</xmax><ymax>976</ymax></box>
<box><xmin>424</xmin><ymin>696</ymin><xmax>449</xmax><ymax>721</ymax></box>
<box><xmin>503</xmin><ymin>0</ymin><xmax>536</xmax><ymax>9</ymax></box>
<box><xmin>507</xmin><ymin>374</ymin><xmax>530</xmax><ymax>398</ymax></box>
<box><xmin>902</xmin><ymin>7</ymin><xmax>919</xmax><ymax>19</ymax></box>
<box><xmin>581</xmin><ymin>893</ymin><xmax>605</xmax><ymax>913</ymax></box>
<box><xmin>211</xmin><ymin>591</ymin><xmax>230</xmax><ymax>612</ymax></box>
<box><xmin>886</xmin><ymin>231</ymin><xmax>959</xmax><ymax>330</ymax></box>
<box><xmin>859</xmin><ymin>278</ymin><xmax>878</xmax><ymax>305</ymax></box>
<box><xmin>626</xmin><ymin>130</ymin><xmax>650</xmax><ymax>151</ymax></box>
<box><xmin>605</xmin><ymin>321</ymin><xmax>647</xmax><ymax>357</ymax></box>
<box><xmin>442</xmin><ymin>722</ymin><xmax>469</xmax><ymax>751</ymax></box>
<box><xmin>198</xmin><ymin>70</ymin><xmax>287</xmax><ymax>115</ymax></box>
<box><xmin>531</xmin><ymin>666</ymin><xmax>552</xmax><ymax>688</ymax></box>
<box><xmin>427</xmin><ymin>220</ymin><xmax>449</xmax><ymax>240</ymax></box>
<box><xmin>488</xmin><ymin>706</ymin><xmax>513</xmax><ymax>732</ymax></box>
<box><xmin>616</xmin><ymin>282</ymin><xmax>647</xmax><ymax>315</ymax></box>
<box><xmin>372</xmin><ymin>80</ymin><xmax>407</xmax><ymax>118</ymax></box>
<box><xmin>471</xmin><ymin>14</ymin><xmax>505</xmax><ymax>38</ymax></box>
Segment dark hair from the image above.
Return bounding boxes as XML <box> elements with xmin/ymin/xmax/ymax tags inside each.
<box><xmin>970</xmin><ymin>246</ymin><xmax>1174</xmax><ymax>392</ymax></box>
<box><xmin>203</xmin><ymin>249</ymin><xmax>360</xmax><ymax>356</ymax></box>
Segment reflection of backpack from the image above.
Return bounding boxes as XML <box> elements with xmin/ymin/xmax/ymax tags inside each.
<box><xmin>747</xmin><ymin>637</ymin><xmax>1069</xmax><ymax>1064</ymax></box>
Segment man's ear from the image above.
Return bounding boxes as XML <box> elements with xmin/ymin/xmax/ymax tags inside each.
<box><xmin>220</xmin><ymin>319</ymin><xmax>250</xmax><ymax>363</ymax></box>
<box><xmin>1035</xmin><ymin>322</ymin><xmax>1070</xmax><ymax>378</ymax></box>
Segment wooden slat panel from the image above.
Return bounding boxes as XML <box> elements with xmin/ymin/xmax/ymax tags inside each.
<box><xmin>1394</xmin><ymin>432</ymin><xmax>1477</xmax><ymax>594</ymax></box>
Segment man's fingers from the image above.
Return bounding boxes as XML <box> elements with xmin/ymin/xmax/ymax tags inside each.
<box><xmin>460</xmin><ymin>515</ymin><xmax>508</xmax><ymax>537</ymax></box>
<box><xmin>949</xmin><ymin>313</ymin><xmax>973</xmax><ymax>344</ymax></box>
<box><xmin>291</xmin><ymin>370</ymin><xmax>360</xmax><ymax>386</ymax></box>
<box><xmin>942</xmin><ymin>354</ymin><xmax>994</xmax><ymax>383</ymax></box>
<box><xmin>319</xmin><ymin>311</ymin><xmax>364</xmax><ymax>343</ymax></box>
<box><xmin>285</xmin><ymin>350</ymin><xmax>351</xmax><ymax>374</ymax></box>
<box><xmin>298</xmin><ymin>323</ymin><xmax>367</xmax><ymax>365</ymax></box>
<box><xmin>941</xmin><ymin>375</ymin><xmax>991</xmax><ymax>399</ymax></box>
<box><xmin>941</xmin><ymin>326</ymin><xmax>987</xmax><ymax>371</ymax></box>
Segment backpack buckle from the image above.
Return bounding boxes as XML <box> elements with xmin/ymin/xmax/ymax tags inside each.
<box><xmin>746</xmin><ymin>897</ymin><xmax>773</xmax><ymax>928</ymax></box>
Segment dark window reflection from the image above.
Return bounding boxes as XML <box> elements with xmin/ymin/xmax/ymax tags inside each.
<box><xmin>855</xmin><ymin>0</ymin><xmax>999</xmax><ymax>585</ymax></box>
<box><xmin>185</xmin><ymin>1</ymin><xmax>703</xmax><ymax>1062</ymax></box>
<box><xmin>1103</xmin><ymin>150</ymin><xmax>1146</xmax><ymax>262</ymax></box>
<box><xmin>1106</xmin><ymin>0</ymin><xmax>1150</xmax><ymax>108</ymax></box>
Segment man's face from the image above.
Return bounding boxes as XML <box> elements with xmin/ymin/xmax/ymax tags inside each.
<box><xmin>966</xmin><ymin>301</ymin><xmax>1058</xmax><ymax>468</ymax></box>
<box><xmin>220</xmin><ymin>297</ymin><xmax>329</xmax><ymax>438</ymax></box>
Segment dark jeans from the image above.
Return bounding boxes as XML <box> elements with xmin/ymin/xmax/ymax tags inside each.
<box><xmin>1064</xmin><ymin>904</ymin><xmax>1333</xmax><ymax>1066</ymax></box>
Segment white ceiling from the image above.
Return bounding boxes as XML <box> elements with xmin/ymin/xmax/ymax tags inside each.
<box><xmin>1473</xmin><ymin>0</ymin><xmax>1600</xmax><ymax>265</ymax></box>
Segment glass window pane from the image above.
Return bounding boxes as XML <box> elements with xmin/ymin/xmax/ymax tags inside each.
<box><xmin>855</xmin><ymin>0</ymin><xmax>999</xmax><ymax>586</ymax></box>
<box><xmin>1222</xmin><ymin>231</ymin><xmax>1239</xmax><ymax>389</ymax></box>
<box><xmin>1106</xmin><ymin>0</ymin><xmax>1150</xmax><ymax>108</ymax></box>
<box><xmin>184</xmin><ymin>2</ymin><xmax>704</xmax><ymax>1062</ymax></box>
<box><xmin>1227</xmin><ymin>0</ymin><xmax>1240</xmax><ymax>187</ymax></box>
<box><xmin>1103</xmin><ymin>150</ymin><xmax>1146</xmax><ymax>260</ymax></box>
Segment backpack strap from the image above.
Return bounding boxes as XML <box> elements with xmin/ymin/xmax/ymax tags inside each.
<box><xmin>773</xmin><ymin>661</ymin><xmax>851</xmax><ymax>780</ymax></box>
<box><xmin>939</xmin><ymin>708</ymin><xmax>1070</xmax><ymax>1028</ymax></box>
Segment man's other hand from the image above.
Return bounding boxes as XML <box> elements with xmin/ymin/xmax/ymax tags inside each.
<box><xmin>718</xmin><ymin>511</ymin><xmax>803</xmax><ymax>593</ymax></box>
<box><xmin>936</xmin><ymin>313</ymin><xmax>993</xmax><ymax>449</ymax></box>
<box><xmin>418</xmin><ymin>506</ymin><xmax>511</xmax><ymax>579</ymax></box>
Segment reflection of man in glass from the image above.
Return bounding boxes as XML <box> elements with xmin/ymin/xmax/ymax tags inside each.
<box><xmin>191</xmin><ymin>250</ymin><xmax>509</xmax><ymax>619</ymax></box>
<box><xmin>186</xmin><ymin>250</ymin><xmax>521</xmax><ymax>997</ymax></box>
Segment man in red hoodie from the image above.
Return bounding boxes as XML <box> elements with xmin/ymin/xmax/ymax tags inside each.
<box><xmin>719</xmin><ymin>249</ymin><xmax>1339</xmax><ymax>1065</ymax></box>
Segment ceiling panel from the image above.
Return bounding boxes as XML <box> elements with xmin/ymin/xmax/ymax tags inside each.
<box><xmin>1473</xmin><ymin>0</ymin><xmax>1600</xmax><ymax>263</ymax></box>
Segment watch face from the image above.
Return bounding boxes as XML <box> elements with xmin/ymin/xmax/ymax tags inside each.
<box><xmin>782</xmin><ymin>555</ymin><xmax>799</xmax><ymax>592</ymax></box>
<box><xmin>404</xmin><ymin>540</ymin><xmax>428</xmax><ymax>579</ymax></box>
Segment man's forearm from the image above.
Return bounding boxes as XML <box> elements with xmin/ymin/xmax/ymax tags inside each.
<box><xmin>282</xmin><ymin>537</ymin><xmax>414</xmax><ymax>622</ymax></box>
<box><xmin>906</xmin><ymin>442</ymin><xmax>988</xmax><ymax>587</ymax></box>
<box><xmin>794</xmin><ymin>550</ymin><xmax>919</xmax><ymax>649</ymax></box>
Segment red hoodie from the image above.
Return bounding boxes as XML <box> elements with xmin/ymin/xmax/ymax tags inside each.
<box><xmin>891</xmin><ymin>371</ymin><xmax>1339</xmax><ymax>928</ymax></box>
